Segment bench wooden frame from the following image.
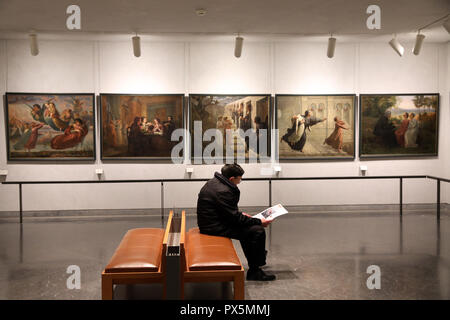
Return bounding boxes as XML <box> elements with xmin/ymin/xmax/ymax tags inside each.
<box><xmin>101</xmin><ymin>211</ymin><xmax>174</xmax><ymax>300</ymax></box>
<box><xmin>179</xmin><ymin>212</ymin><xmax>245</xmax><ymax>300</ymax></box>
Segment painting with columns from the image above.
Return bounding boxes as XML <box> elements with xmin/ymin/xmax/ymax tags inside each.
<box><xmin>276</xmin><ymin>95</ymin><xmax>356</xmax><ymax>160</ymax></box>
<box><xmin>189</xmin><ymin>94</ymin><xmax>271</xmax><ymax>163</ymax></box>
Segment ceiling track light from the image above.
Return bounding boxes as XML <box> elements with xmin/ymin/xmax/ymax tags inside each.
<box><xmin>234</xmin><ymin>35</ymin><xmax>244</xmax><ymax>58</ymax></box>
<box><xmin>388</xmin><ymin>35</ymin><xmax>404</xmax><ymax>57</ymax></box>
<box><xmin>327</xmin><ymin>35</ymin><xmax>336</xmax><ymax>58</ymax></box>
<box><xmin>413</xmin><ymin>31</ymin><xmax>425</xmax><ymax>56</ymax></box>
<box><xmin>443</xmin><ymin>16</ymin><xmax>450</xmax><ymax>34</ymax></box>
<box><xmin>29</xmin><ymin>32</ymin><xmax>39</xmax><ymax>56</ymax></box>
<box><xmin>417</xmin><ymin>13</ymin><xmax>450</xmax><ymax>35</ymax></box>
<box><xmin>132</xmin><ymin>33</ymin><xmax>141</xmax><ymax>57</ymax></box>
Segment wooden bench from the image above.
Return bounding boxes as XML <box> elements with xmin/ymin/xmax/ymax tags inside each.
<box><xmin>179</xmin><ymin>211</ymin><xmax>245</xmax><ymax>300</ymax></box>
<box><xmin>101</xmin><ymin>211</ymin><xmax>175</xmax><ymax>300</ymax></box>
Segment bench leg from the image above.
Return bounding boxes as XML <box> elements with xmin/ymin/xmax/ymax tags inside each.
<box><xmin>162</xmin><ymin>280</ymin><xmax>167</xmax><ymax>300</ymax></box>
<box><xmin>180</xmin><ymin>278</ymin><xmax>185</xmax><ymax>300</ymax></box>
<box><xmin>233</xmin><ymin>272</ymin><xmax>245</xmax><ymax>300</ymax></box>
<box><xmin>102</xmin><ymin>275</ymin><xmax>113</xmax><ymax>300</ymax></box>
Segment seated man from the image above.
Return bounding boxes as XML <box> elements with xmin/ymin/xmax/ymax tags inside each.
<box><xmin>196</xmin><ymin>163</ymin><xmax>276</xmax><ymax>281</ymax></box>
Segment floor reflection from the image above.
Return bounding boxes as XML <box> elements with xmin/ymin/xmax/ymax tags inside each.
<box><xmin>0</xmin><ymin>210</ymin><xmax>448</xmax><ymax>299</ymax></box>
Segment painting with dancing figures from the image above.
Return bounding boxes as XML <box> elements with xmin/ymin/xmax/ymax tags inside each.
<box><xmin>100</xmin><ymin>94</ymin><xmax>184</xmax><ymax>160</ymax></box>
<box><xmin>189</xmin><ymin>94</ymin><xmax>271</xmax><ymax>162</ymax></box>
<box><xmin>5</xmin><ymin>93</ymin><xmax>95</xmax><ymax>161</ymax></box>
<box><xmin>359</xmin><ymin>94</ymin><xmax>439</xmax><ymax>158</ymax></box>
<box><xmin>277</xmin><ymin>95</ymin><xmax>356</xmax><ymax>160</ymax></box>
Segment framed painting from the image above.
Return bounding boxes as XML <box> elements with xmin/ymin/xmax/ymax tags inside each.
<box><xmin>276</xmin><ymin>94</ymin><xmax>356</xmax><ymax>160</ymax></box>
<box><xmin>5</xmin><ymin>93</ymin><xmax>96</xmax><ymax>161</ymax></box>
<box><xmin>100</xmin><ymin>94</ymin><xmax>184</xmax><ymax>160</ymax></box>
<box><xmin>189</xmin><ymin>94</ymin><xmax>271</xmax><ymax>164</ymax></box>
<box><xmin>359</xmin><ymin>94</ymin><xmax>439</xmax><ymax>158</ymax></box>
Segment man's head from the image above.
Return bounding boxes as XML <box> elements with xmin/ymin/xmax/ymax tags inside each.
<box><xmin>221</xmin><ymin>163</ymin><xmax>244</xmax><ymax>185</ymax></box>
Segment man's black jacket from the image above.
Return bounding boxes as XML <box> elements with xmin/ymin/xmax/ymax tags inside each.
<box><xmin>196</xmin><ymin>172</ymin><xmax>262</xmax><ymax>236</ymax></box>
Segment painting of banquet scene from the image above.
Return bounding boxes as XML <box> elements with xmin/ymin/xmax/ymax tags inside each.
<box><xmin>277</xmin><ymin>95</ymin><xmax>355</xmax><ymax>160</ymax></box>
<box><xmin>189</xmin><ymin>94</ymin><xmax>271</xmax><ymax>162</ymax></box>
<box><xmin>5</xmin><ymin>93</ymin><xmax>95</xmax><ymax>161</ymax></box>
<box><xmin>360</xmin><ymin>94</ymin><xmax>439</xmax><ymax>158</ymax></box>
<box><xmin>100</xmin><ymin>94</ymin><xmax>184</xmax><ymax>159</ymax></box>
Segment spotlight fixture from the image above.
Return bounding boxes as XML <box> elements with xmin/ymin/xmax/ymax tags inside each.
<box><xmin>412</xmin><ymin>32</ymin><xmax>425</xmax><ymax>55</ymax></box>
<box><xmin>444</xmin><ymin>16</ymin><xmax>450</xmax><ymax>34</ymax></box>
<box><xmin>29</xmin><ymin>32</ymin><xmax>39</xmax><ymax>56</ymax></box>
<box><xmin>327</xmin><ymin>35</ymin><xmax>336</xmax><ymax>58</ymax></box>
<box><xmin>388</xmin><ymin>35</ymin><xmax>404</xmax><ymax>57</ymax></box>
<box><xmin>132</xmin><ymin>34</ymin><xmax>141</xmax><ymax>57</ymax></box>
<box><xmin>234</xmin><ymin>35</ymin><xmax>244</xmax><ymax>58</ymax></box>
<box><xmin>407</xmin><ymin>14</ymin><xmax>450</xmax><ymax>56</ymax></box>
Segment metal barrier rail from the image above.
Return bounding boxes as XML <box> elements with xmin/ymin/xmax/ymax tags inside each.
<box><xmin>2</xmin><ymin>174</ymin><xmax>449</xmax><ymax>224</ymax></box>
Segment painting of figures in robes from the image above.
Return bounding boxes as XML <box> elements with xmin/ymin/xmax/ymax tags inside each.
<box><xmin>5</xmin><ymin>93</ymin><xmax>95</xmax><ymax>161</ymax></box>
<box><xmin>360</xmin><ymin>94</ymin><xmax>439</xmax><ymax>158</ymax></box>
<box><xmin>189</xmin><ymin>94</ymin><xmax>271</xmax><ymax>163</ymax></box>
<box><xmin>100</xmin><ymin>94</ymin><xmax>184</xmax><ymax>160</ymax></box>
<box><xmin>277</xmin><ymin>95</ymin><xmax>356</xmax><ymax>160</ymax></box>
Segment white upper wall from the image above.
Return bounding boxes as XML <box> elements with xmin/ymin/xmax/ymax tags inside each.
<box><xmin>274</xmin><ymin>42</ymin><xmax>356</xmax><ymax>94</ymax></box>
<box><xmin>359</xmin><ymin>42</ymin><xmax>439</xmax><ymax>93</ymax></box>
<box><xmin>189</xmin><ymin>41</ymin><xmax>272</xmax><ymax>94</ymax></box>
<box><xmin>0</xmin><ymin>38</ymin><xmax>448</xmax><ymax>212</ymax></box>
<box><xmin>6</xmin><ymin>40</ymin><xmax>95</xmax><ymax>92</ymax></box>
<box><xmin>99</xmin><ymin>41</ymin><xmax>185</xmax><ymax>94</ymax></box>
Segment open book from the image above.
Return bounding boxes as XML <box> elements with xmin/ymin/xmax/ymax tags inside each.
<box><xmin>253</xmin><ymin>204</ymin><xmax>288</xmax><ymax>221</ymax></box>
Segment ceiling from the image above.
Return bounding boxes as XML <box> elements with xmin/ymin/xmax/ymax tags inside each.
<box><xmin>0</xmin><ymin>0</ymin><xmax>449</xmax><ymax>42</ymax></box>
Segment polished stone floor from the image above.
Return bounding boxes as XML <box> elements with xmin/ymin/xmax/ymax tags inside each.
<box><xmin>0</xmin><ymin>210</ymin><xmax>449</xmax><ymax>300</ymax></box>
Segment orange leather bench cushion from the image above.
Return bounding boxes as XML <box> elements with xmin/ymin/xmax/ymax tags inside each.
<box><xmin>186</xmin><ymin>228</ymin><xmax>242</xmax><ymax>271</ymax></box>
<box><xmin>105</xmin><ymin>228</ymin><xmax>165</xmax><ymax>273</ymax></box>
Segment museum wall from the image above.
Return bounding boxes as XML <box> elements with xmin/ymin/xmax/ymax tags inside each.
<box><xmin>444</xmin><ymin>42</ymin><xmax>450</xmax><ymax>203</ymax></box>
<box><xmin>0</xmin><ymin>38</ymin><xmax>448</xmax><ymax>213</ymax></box>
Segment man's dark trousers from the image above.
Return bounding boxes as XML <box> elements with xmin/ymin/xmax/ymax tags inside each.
<box><xmin>223</xmin><ymin>225</ymin><xmax>267</xmax><ymax>269</ymax></box>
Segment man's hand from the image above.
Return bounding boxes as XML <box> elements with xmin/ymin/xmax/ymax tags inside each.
<box><xmin>260</xmin><ymin>217</ymin><xmax>273</xmax><ymax>228</ymax></box>
<box><xmin>242</xmin><ymin>212</ymin><xmax>272</xmax><ymax>227</ymax></box>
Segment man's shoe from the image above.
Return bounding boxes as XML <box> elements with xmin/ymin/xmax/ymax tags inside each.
<box><xmin>246</xmin><ymin>268</ymin><xmax>276</xmax><ymax>281</ymax></box>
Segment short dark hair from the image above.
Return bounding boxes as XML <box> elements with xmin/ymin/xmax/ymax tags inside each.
<box><xmin>221</xmin><ymin>163</ymin><xmax>244</xmax><ymax>179</ymax></box>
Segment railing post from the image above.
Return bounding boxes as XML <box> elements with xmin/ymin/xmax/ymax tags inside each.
<box><xmin>19</xmin><ymin>183</ymin><xmax>23</xmax><ymax>224</ymax></box>
<box><xmin>437</xmin><ymin>179</ymin><xmax>440</xmax><ymax>221</ymax></box>
<box><xmin>268</xmin><ymin>179</ymin><xmax>272</xmax><ymax>248</ymax></box>
<box><xmin>161</xmin><ymin>181</ymin><xmax>165</xmax><ymax>222</ymax></box>
<box><xmin>399</xmin><ymin>178</ymin><xmax>403</xmax><ymax>217</ymax></box>
<box><xmin>269</xmin><ymin>179</ymin><xmax>272</xmax><ymax>207</ymax></box>
<box><xmin>399</xmin><ymin>214</ymin><xmax>403</xmax><ymax>255</ymax></box>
